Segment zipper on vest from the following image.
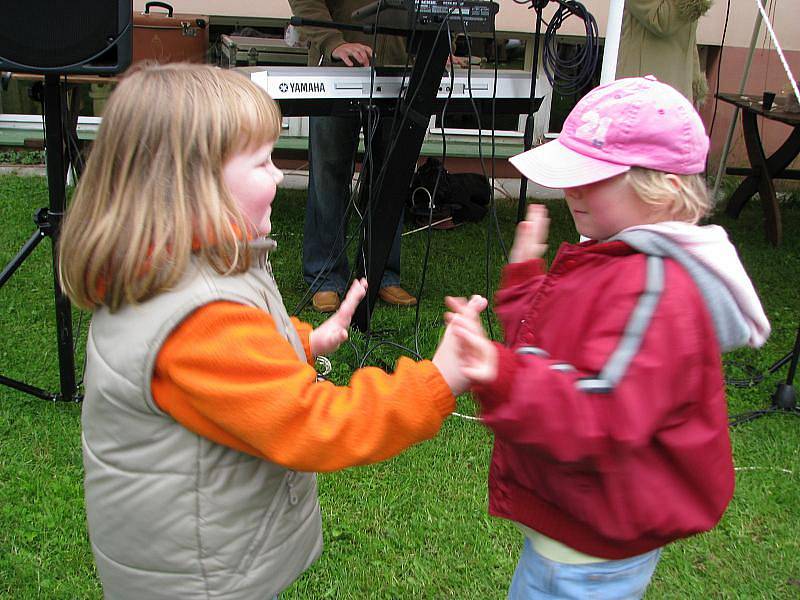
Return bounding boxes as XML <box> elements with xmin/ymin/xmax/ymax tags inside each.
<box><xmin>287</xmin><ymin>470</ymin><xmax>299</xmax><ymax>505</ymax></box>
<box><xmin>236</xmin><ymin>470</ymin><xmax>296</xmax><ymax>574</ymax></box>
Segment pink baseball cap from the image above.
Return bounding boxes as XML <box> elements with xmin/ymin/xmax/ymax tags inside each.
<box><xmin>509</xmin><ymin>76</ymin><xmax>709</xmax><ymax>189</ymax></box>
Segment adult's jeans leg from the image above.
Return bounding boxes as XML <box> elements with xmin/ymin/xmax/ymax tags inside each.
<box><xmin>303</xmin><ymin>115</ymin><xmax>360</xmax><ymax>294</ymax></box>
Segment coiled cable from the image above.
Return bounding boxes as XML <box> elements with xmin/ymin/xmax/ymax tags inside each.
<box><xmin>541</xmin><ymin>0</ymin><xmax>599</xmax><ymax>95</ymax></box>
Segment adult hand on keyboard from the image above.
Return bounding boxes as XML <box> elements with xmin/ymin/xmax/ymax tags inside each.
<box><xmin>332</xmin><ymin>42</ymin><xmax>373</xmax><ymax>67</ymax></box>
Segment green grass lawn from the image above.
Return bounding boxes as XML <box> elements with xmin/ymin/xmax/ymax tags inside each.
<box><xmin>1</xmin><ymin>174</ymin><xmax>799</xmax><ymax>598</ymax></box>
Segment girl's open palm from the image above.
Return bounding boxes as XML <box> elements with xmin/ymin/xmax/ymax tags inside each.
<box><xmin>449</xmin><ymin>314</ymin><xmax>498</xmax><ymax>385</ymax></box>
<box><xmin>443</xmin><ymin>296</ymin><xmax>497</xmax><ymax>385</ymax></box>
<box><xmin>309</xmin><ymin>278</ymin><xmax>367</xmax><ymax>357</ymax></box>
<box><xmin>509</xmin><ymin>203</ymin><xmax>549</xmax><ymax>263</ymax></box>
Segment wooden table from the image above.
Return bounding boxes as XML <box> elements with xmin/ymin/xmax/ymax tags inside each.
<box><xmin>717</xmin><ymin>92</ymin><xmax>800</xmax><ymax>246</ymax></box>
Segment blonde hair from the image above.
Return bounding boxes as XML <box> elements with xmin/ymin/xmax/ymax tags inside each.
<box><xmin>624</xmin><ymin>167</ymin><xmax>712</xmax><ymax>224</ymax></box>
<box><xmin>58</xmin><ymin>63</ymin><xmax>281</xmax><ymax>311</ymax></box>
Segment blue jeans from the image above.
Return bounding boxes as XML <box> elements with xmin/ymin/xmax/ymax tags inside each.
<box><xmin>508</xmin><ymin>538</ymin><xmax>662</xmax><ymax>600</ymax></box>
<box><xmin>303</xmin><ymin>115</ymin><xmax>402</xmax><ymax>294</ymax></box>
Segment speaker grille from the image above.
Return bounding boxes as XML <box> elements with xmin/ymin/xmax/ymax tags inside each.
<box><xmin>0</xmin><ymin>1</ymin><xmax>121</xmax><ymax>70</ymax></box>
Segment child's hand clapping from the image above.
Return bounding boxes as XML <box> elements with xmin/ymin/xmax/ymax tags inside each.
<box><xmin>310</xmin><ymin>278</ymin><xmax>367</xmax><ymax>357</ymax></box>
<box><xmin>433</xmin><ymin>295</ymin><xmax>488</xmax><ymax>396</ymax></box>
<box><xmin>509</xmin><ymin>203</ymin><xmax>550</xmax><ymax>264</ymax></box>
<box><xmin>444</xmin><ymin>296</ymin><xmax>498</xmax><ymax>385</ymax></box>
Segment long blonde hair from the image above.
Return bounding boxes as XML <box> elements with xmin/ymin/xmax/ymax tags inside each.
<box><xmin>58</xmin><ymin>63</ymin><xmax>281</xmax><ymax>311</ymax></box>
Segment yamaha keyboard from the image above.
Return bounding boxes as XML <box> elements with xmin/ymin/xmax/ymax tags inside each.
<box><xmin>242</xmin><ymin>66</ymin><xmax>536</xmax><ymax>117</ymax></box>
<box><xmin>244</xmin><ymin>62</ymin><xmax>540</xmax><ymax>331</ymax></box>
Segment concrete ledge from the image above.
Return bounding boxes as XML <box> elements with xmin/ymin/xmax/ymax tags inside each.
<box><xmin>0</xmin><ymin>165</ymin><xmax>564</xmax><ymax>201</ymax></box>
<box><xmin>0</xmin><ymin>164</ymin><xmax>47</xmax><ymax>177</ymax></box>
<box><xmin>281</xmin><ymin>170</ymin><xmax>563</xmax><ymax>200</ymax></box>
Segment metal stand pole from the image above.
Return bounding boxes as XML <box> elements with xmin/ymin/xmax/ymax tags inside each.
<box><xmin>711</xmin><ymin>10</ymin><xmax>763</xmax><ymax>202</ymax></box>
<box><xmin>0</xmin><ymin>75</ymin><xmax>77</xmax><ymax>402</ymax></box>
<box><xmin>516</xmin><ymin>0</ymin><xmax>547</xmax><ymax>223</ymax></box>
<box><xmin>599</xmin><ymin>0</ymin><xmax>625</xmax><ymax>85</ymax></box>
<box><xmin>729</xmin><ymin>321</ymin><xmax>800</xmax><ymax>427</ymax></box>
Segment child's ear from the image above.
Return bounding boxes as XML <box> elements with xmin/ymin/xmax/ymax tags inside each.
<box><xmin>662</xmin><ymin>174</ymin><xmax>684</xmax><ymax>219</ymax></box>
<box><xmin>664</xmin><ymin>173</ymin><xmax>682</xmax><ymax>193</ymax></box>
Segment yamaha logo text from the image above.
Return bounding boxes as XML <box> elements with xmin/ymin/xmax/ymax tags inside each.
<box><xmin>280</xmin><ymin>81</ymin><xmax>326</xmax><ymax>94</ymax></box>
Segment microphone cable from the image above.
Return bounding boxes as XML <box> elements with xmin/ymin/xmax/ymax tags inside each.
<box><xmin>541</xmin><ymin>0</ymin><xmax>599</xmax><ymax>96</ymax></box>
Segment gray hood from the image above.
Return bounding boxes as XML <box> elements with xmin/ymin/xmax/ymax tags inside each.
<box><xmin>612</xmin><ymin>222</ymin><xmax>770</xmax><ymax>352</ymax></box>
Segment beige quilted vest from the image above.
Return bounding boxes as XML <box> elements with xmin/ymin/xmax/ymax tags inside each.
<box><xmin>82</xmin><ymin>240</ymin><xmax>322</xmax><ymax>599</ymax></box>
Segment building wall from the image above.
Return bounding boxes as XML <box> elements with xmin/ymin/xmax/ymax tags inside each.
<box><xmin>132</xmin><ymin>1</ymin><xmax>800</xmax><ymax>51</ymax></box>
<box><xmin>3</xmin><ymin>1</ymin><xmax>793</xmax><ymax>181</ymax></box>
<box><xmin>702</xmin><ymin>45</ymin><xmax>800</xmax><ymax>173</ymax></box>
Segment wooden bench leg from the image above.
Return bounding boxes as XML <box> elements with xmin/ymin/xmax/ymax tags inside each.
<box><xmin>741</xmin><ymin>111</ymin><xmax>781</xmax><ymax>245</ymax></box>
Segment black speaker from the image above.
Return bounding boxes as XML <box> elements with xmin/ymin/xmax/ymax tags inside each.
<box><xmin>0</xmin><ymin>0</ymin><xmax>132</xmax><ymax>74</ymax></box>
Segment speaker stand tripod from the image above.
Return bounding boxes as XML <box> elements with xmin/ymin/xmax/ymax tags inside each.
<box><xmin>0</xmin><ymin>74</ymin><xmax>79</xmax><ymax>402</ymax></box>
<box><xmin>729</xmin><ymin>321</ymin><xmax>800</xmax><ymax>427</ymax></box>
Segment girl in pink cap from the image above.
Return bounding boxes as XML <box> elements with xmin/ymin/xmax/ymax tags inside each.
<box><xmin>446</xmin><ymin>76</ymin><xmax>770</xmax><ymax>599</ymax></box>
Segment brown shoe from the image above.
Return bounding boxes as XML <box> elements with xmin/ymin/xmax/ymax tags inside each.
<box><xmin>312</xmin><ymin>290</ymin><xmax>340</xmax><ymax>313</ymax></box>
<box><xmin>378</xmin><ymin>285</ymin><xmax>417</xmax><ymax>307</ymax></box>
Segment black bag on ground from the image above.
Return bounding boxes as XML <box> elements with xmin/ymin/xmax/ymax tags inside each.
<box><xmin>408</xmin><ymin>157</ymin><xmax>489</xmax><ymax>227</ymax></box>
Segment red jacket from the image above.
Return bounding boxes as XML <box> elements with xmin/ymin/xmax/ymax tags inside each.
<box><xmin>475</xmin><ymin>240</ymin><xmax>735</xmax><ymax>559</ymax></box>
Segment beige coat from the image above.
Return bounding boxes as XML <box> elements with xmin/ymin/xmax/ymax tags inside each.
<box><xmin>616</xmin><ymin>0</ymin><xmax>712</xmax><ymax>104</ymax></box>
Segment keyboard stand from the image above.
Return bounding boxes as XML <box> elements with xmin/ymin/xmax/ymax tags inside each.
<box><xmin>353</xmin><ymin>30</ymin><xmax>451</xmax><ymax>331</ymax></box>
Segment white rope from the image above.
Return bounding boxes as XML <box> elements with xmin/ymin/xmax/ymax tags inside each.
<box><xmin>411</xmin><ymin>186</ymin><xmax>434</xmax><ymax>210</ymax></box>
<box><xmin>753</xmin><ymin>0</ymin><xmax>800</xmax><ymax>102</ymax></box>
<box><xmin>403</xmin><ymin>217</ymin><xmax>456</xmax><ymax>236</ymax></box>
<box><xmin>492</xmin><ymin>180</ymin><xmax>514</xmax><ymax>200</ymax></box>
<box><xmin>735</xmin><ymin>466</ymin><xmax>794</xmax><ymax>475</ymax></box>
<box><xmin>281</xmin><ymin>161</ymin><xmax>310</xmax><ymax>178</ymax></box>
<box><xmin>451</xmin><ymin>411</ymin><xmax>482</xmax><ymax>422</ymax></box>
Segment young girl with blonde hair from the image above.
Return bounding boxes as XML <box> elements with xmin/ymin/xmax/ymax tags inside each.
<box><xmin>59</xmin><ymin>63</ymin><xmax>474</xmax><ymax>599</ymax></box>
<box><xmin>447</xmin><ymin>76</ymin><xmax>770</xmax><ymax>599</ymax></box>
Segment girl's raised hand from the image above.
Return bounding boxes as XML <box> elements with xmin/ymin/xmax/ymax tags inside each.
<box><xmin>450</xmin><ymin>314</ymin><xmax>498</xmax><ymax>385</ymax></box>
<box><xmin>433</xmin><ymin>295</ymin><xmax>488</xmax><ymax>396</ymax></box>
<box><xmin>444</xmin><ymin>296</ymin><xmax>498</xmax><ymax>385</ymax></box>
<box><xmin>509</xmin><ymin>203</ymin><xmax>549</xmax><ymax>264</ymax></box>
<box><xmin>309</xmin><ymin>278</ymin><xmax>367</xmax><ymax>357</ymax></box>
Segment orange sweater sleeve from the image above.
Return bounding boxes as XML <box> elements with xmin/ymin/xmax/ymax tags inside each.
<box><xmin>152</xmin><ymin>301</ymin><xmax>454</xmax><ymax>472</ymax></box>
<box><xmin>289</xmin><ymin>316</ymin><xmax>314</xmax><ymax>363</ymax></box>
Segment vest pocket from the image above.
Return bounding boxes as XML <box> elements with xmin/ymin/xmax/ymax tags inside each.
<box><xmin>235</xmin><ymin>471</ymin><xmax>293</xmax><ymax>574</ymax></box>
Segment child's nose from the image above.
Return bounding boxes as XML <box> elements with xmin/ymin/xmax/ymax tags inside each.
<box><xmin>271</xmin><ymin>166</ymin><xmax>284</xmax><ymax>185</ymax></box>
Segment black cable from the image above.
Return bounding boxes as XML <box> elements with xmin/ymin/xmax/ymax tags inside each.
<box><xmin>292</xmin><ymin>0</ymin><xmax>390</xmax><ymax>316</ymax></box>
<box><xmin>359</xmin><ymin>338</ymin><xmax>423</xmax><ymax>368</ymax></box>
<box><xmin>451</xmin><ymin>11</ymin><xmax>502</xmax><ymax>338</ymax></box>
<box><xmin>60</xmin><ymin>78</ymin><xmax>87</xmax><ymax>388</ymax></box>
<box><xmin>345</xmin><ymin>13</ymin><xmax>454</xmax><ymax>279</ymax></box>
<box><xmin>541</xmin><ymin>0</ymin><xmax>599</xmax><ymax>96</ymax></box>
<box><xmin>357</xmin><ymin>0</ymin><xmax>388</xmax><ymax>332</ymax></box>
<box><xmin>302</xmin><ymin>4</ymin><xmax>502</xmax><ymax>363</ymax></box>
<box><xmin>706</xmin><ymin>0</ymin><xmax>732</xmax><ymax>177</ymax></box>
<box><xmin>486</xmin><ymin>35</ymin><xmax>509</xmax><ymax>265</ymax></box>
<box><xmin>355</xmin><ymin>4</ymin><xmax>478</xmax><ymax>362</ymax></box>
<box><xmin>298</xmin><ymin>1</ymin><xmax>441</xmax><ymax>360</ymax></box>
<box><xmin>291</xmin><ymin>108</ymin><xmax>381</xmax><ymax>315</ymax></box>
<box><xmin>377</xmin><ymin>4</ymin><xmax>457</xmax><ymax>360</ymax></box>
<box><xmin>483</xmin><ymin>23</ymin><xmax>500</xmax><ymax>340</ymax></box>
<box><xmin>411</xmin><ymin>22</ymin><xmax>459</xmax><ymax>357</ymax></box>
<box><xmin>357</xmin><ymin>0</ymin><xmax>424</xmax><ymax>362</ymax></box>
